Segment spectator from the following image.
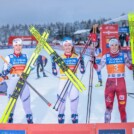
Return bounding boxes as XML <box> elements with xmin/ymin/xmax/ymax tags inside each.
<box><xmin>119</xmin><ymin>33</ymin><xmax>126</xmax><ymax>47</ymax></box>
<box><xmin>125</xmin><ymin>33</ymin><xmax>130</xmax><ymax>46</ymax></box>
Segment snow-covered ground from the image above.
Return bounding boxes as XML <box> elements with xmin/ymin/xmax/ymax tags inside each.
<box><xmin>0</xmin><ymin>47</ymin><xmax>134</xmax><ymax>124</ymax></box>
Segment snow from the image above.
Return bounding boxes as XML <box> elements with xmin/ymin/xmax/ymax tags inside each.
<box><xmin>74</xmin><ymin>29</ymin><xmax>90</xmax><ymax>35</ymax></box>
<box><xmin>0</xmin><ymin>47</ymin><xmax>134</xmax><ymax>124</ymax></box>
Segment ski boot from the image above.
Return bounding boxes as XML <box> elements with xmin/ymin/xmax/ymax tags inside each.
<box><xmin>0</xmin><ymin>91</ymin><xmax>7</xmax><ymax>96</ymax></box>
<box><xmin>37</xmin><ymin>74</ymin><xmax>40</xmax><ymax>79</ymax></box>
<box><xmin>43</xmin><ymin>72</ymin><xmax>47</xmax><ymax>77</ymax></box>
<box><xmin>71</xmin><ymin>114</ymin><xmax>78</xmax><ymax>124</ymax></box>
<box><xmin>8</xmin><ymin>113</ymin><xmax>13</xmax><ymax>123</ymax></box>
<box><xmin>104</xmin><ymin>109</ymin><xmax>111</xmax><ymax>123</ymax></box>
<box><xmin>95</xmin><ymin>80</ymin><xmax>102</xmax><ymax>87</ymax></box>
<box><xmin>26</xmin><ymin>114</ymin><xmax>33</xmax><ymax>124</ymax></box>
<box><xmin>58</xmin><ymin>114</ymin><xmax>65</xmax><ymax>124</ymax></box>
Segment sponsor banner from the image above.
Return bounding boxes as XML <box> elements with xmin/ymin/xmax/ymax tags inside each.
<box><xmin>119</xmin><ymin>27</ymin><xmax>129</xmax><ymax>33</ymax></box>
<box><xmin>98</xmin><ymin>129</ymin><xmax>126</xmax><ymax>134</ymax></box>
<box><xmin>0</xmin><ymin>130</ymin><xmax>26</xmax><ymax>134</ymax></box>
<box><xmin>100</xmin><ymin>24</ymin><xmax>119</xmax><ymax>55</ymax></box>
<box><xmin>8</xmin><ymin>36</ymin><xmax>37</xmax><ymax>46</ymax></box>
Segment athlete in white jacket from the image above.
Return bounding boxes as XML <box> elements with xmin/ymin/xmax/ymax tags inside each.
<box><xmin>2</xmin><ymin>38</ymin><xmax>33</xmax><ymax>124</ymax></box>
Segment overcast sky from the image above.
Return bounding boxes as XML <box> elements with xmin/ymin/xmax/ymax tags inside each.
<box><xmin>0</xmin><ymin>0</ymin><xmax>134</xmax><ymax>26</ymax></box>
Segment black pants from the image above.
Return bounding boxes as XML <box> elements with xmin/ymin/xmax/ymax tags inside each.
<box><xmin>37</xmin><ymin>63</ymin><xmax>44</xmax><ymax>77</ymax></box>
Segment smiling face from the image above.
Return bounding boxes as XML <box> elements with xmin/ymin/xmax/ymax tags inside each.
<box><xmin>110</xmin><ymin>43</ymin><xmax>119</xmax><ymax>53</ymax></box>
<box><xmin>63</xmin><ymin>42</ymin><xmax>73</xmax><ymax>54</ymax></box>
<box><xmin>109</xmin><ymin>38</ymin><xmax>120</xmax><ymax>54</ymax></box>
<box><xmin>13</xmin><ymin>44</ymin><xmax>22</xmax><ymax>54</ymax></box>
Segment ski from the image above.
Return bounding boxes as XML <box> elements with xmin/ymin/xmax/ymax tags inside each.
<box><xmin>0</xmin><ymin>30</ymin><xmax>49</xmax><ymax>123</ymax></box>
<box><xmin>29</xmin><ymin>26</ymin><xmax>86</xmax><ymax>92</ymax></box>
<box><xmin>128</xmin><ymin>13</ymin><xmax>134</xmax><ymax>79</ymax></box>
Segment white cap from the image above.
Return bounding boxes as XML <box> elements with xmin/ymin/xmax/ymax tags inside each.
<box><xmin>13</xmin><ymin>38</ymin><xmax>23</xmax><ymax>46</ymax></box>
<box><xmin>109</xmin><ymin>38</ymin><xmax>120</xmax><ymax>46</ymax></box>
<box><xmin>62</xmin><ymin>37</ymin><xmax>73</xmax><ymax>46</ymax></box>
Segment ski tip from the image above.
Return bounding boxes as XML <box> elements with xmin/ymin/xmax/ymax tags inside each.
<box><xmin>79</xmin><ymin>87</ymin><xmax>87</xmax><ymax>92</ymax></box>
<box><xmin>78</xmin><ymin>89</ymin><xmax>83</xmax><ymax>93</ymax></box>
<box><xmin>29</xmin><ymin>25</ymin><xmax>34</xmax><ymax>29</ymax></box>
<box><xmin>83</xmin><ymin>86</ymin><xmax>86</xmax><ymax>90</ymax></box>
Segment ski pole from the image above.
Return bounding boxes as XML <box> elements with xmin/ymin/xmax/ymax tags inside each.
<box><xmin>23</xmin><ymin>78</ymin><xmax>51</xmax><ymax>106</ymax></box>
<box><xmin>86</xmin><ymin>58</ymin><xmax>94</xmax><ymax>123</ymax></box>
<box><xmin>86</xmin><ymin>25</ymin><xmax>97</xmax><ymax>123</ymax></box>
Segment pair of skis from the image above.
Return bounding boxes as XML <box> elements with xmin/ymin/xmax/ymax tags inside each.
<box><xmin>29</xmin><ymin>26</ymin><xmax>86</xmax><ymax>92</ymax></box>
<box><xmin>128</xmin><ymin>13</ymin><xmax>134</xmax><ymax>79</ymax></box>
<box><xmin>0</xmin><ymin>26</ymin><xmax>86</xmax><ymax>123</ymax></box>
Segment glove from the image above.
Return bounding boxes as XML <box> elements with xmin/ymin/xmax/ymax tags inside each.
<box><xmin>51</xmin><ymin>60</ymin><xmax>57</xmax><ymax>75</ymax></box>
<box><xmin>80</xmin><ymin>57</ymin><xmax>85</xmax><ymax>74</ymax></box>
<box><xmin>90</xmin><ymin>56</ymin><xmax>96</xmax><ymax>64</ymax></box>
<box><xmin>80</xmin><ymin>66</ymin><xmax>85</xmax><ymax>74</ymax></box>
<box><xmin>0</xmin><ymin>73</ymin><xmax>8</xmax><ymax>81</ymax></box>
<box><xmin>3</xmin><ymin>76</ymin><xmax>8</xmax><ymax>80</ymax></box>
<box><xmin>7</xmin><ymin>63</ymin><xmax>13</xmax><ymax>71</ymax></box>
<box><xmin>52</xmin><ymin>68</ymin><xmax>57</xmax><ymax>76</ymax></box>
<box><xmin>2</xmin><ymin>63</ymin><xmax>13</xmax><ymax>76</ymax></box>
<box><xmin>2</xmin><ymin>70</ymin><xmax>10</xmax><ymax>76</ymax></box>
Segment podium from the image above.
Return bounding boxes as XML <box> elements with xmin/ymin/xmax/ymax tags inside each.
<box><xmin>0</xmin><ymin>123</ymin><xmax>134</xmax><ymax>134</ymax></box>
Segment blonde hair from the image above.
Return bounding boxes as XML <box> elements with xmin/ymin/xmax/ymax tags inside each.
<box><xmin>71</xmin><ymin>46</ymin><xmax>78</xmax><ymax>56</ymax></box>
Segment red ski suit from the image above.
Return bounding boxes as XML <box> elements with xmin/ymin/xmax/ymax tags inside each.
<box><xmin>94</xmin><ymin>51</ymin><xmax>132</xmax><ymax>122</ymax></box>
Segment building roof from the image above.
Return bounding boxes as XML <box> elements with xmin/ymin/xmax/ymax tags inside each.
<box><xmin>104</xmin><ymin>15</ymin><xmax>128</xmax><ymax>24</ymax></box>
<box><xmin>74</xmin><ymin>29</ymin><xmax>90</xmax><ymax>35</ymax></box>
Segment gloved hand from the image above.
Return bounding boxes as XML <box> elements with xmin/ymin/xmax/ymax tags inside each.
<box><xmin>7</xmin><ymin>63</ymin><xmax>13</xmax><ymax>71</ymax></box>
<box><xmin>51</xmin><ymin>60</ymin><xmax>57</xmax><ymax>76</ymax></box>
<box><xmin>0</xmin><ymin>73</ymin><xmax>8</xmax><ymax>80</ymax></box>
<box><xmin>90</xmin><ymin>56</ymin><xmax>96</xmax><ymax>64</ymax></box>
<box><xmin>80</xmin><ymin>65</ymin><xmax>85</xmax><ymax>74</ymax></box>
<box><xmin>52</xmin><ymin>68</ymin><xmax>57</xmax><ymax>76</ymax></box>
<box><xmin>80</xmin><ymin>56</ymin><xmax>85</xmax><ymax>74</ymax></box>
<box><xmin>2</xmin><ymin>70</ymin><xmax>10</xmax><ymax>76</ymax></box>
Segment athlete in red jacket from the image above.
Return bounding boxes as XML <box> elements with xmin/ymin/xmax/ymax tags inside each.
<box><xmin>94</xmin><ymin>38</ymin><xmax>132</xmax><ymax>123</ymax></box>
